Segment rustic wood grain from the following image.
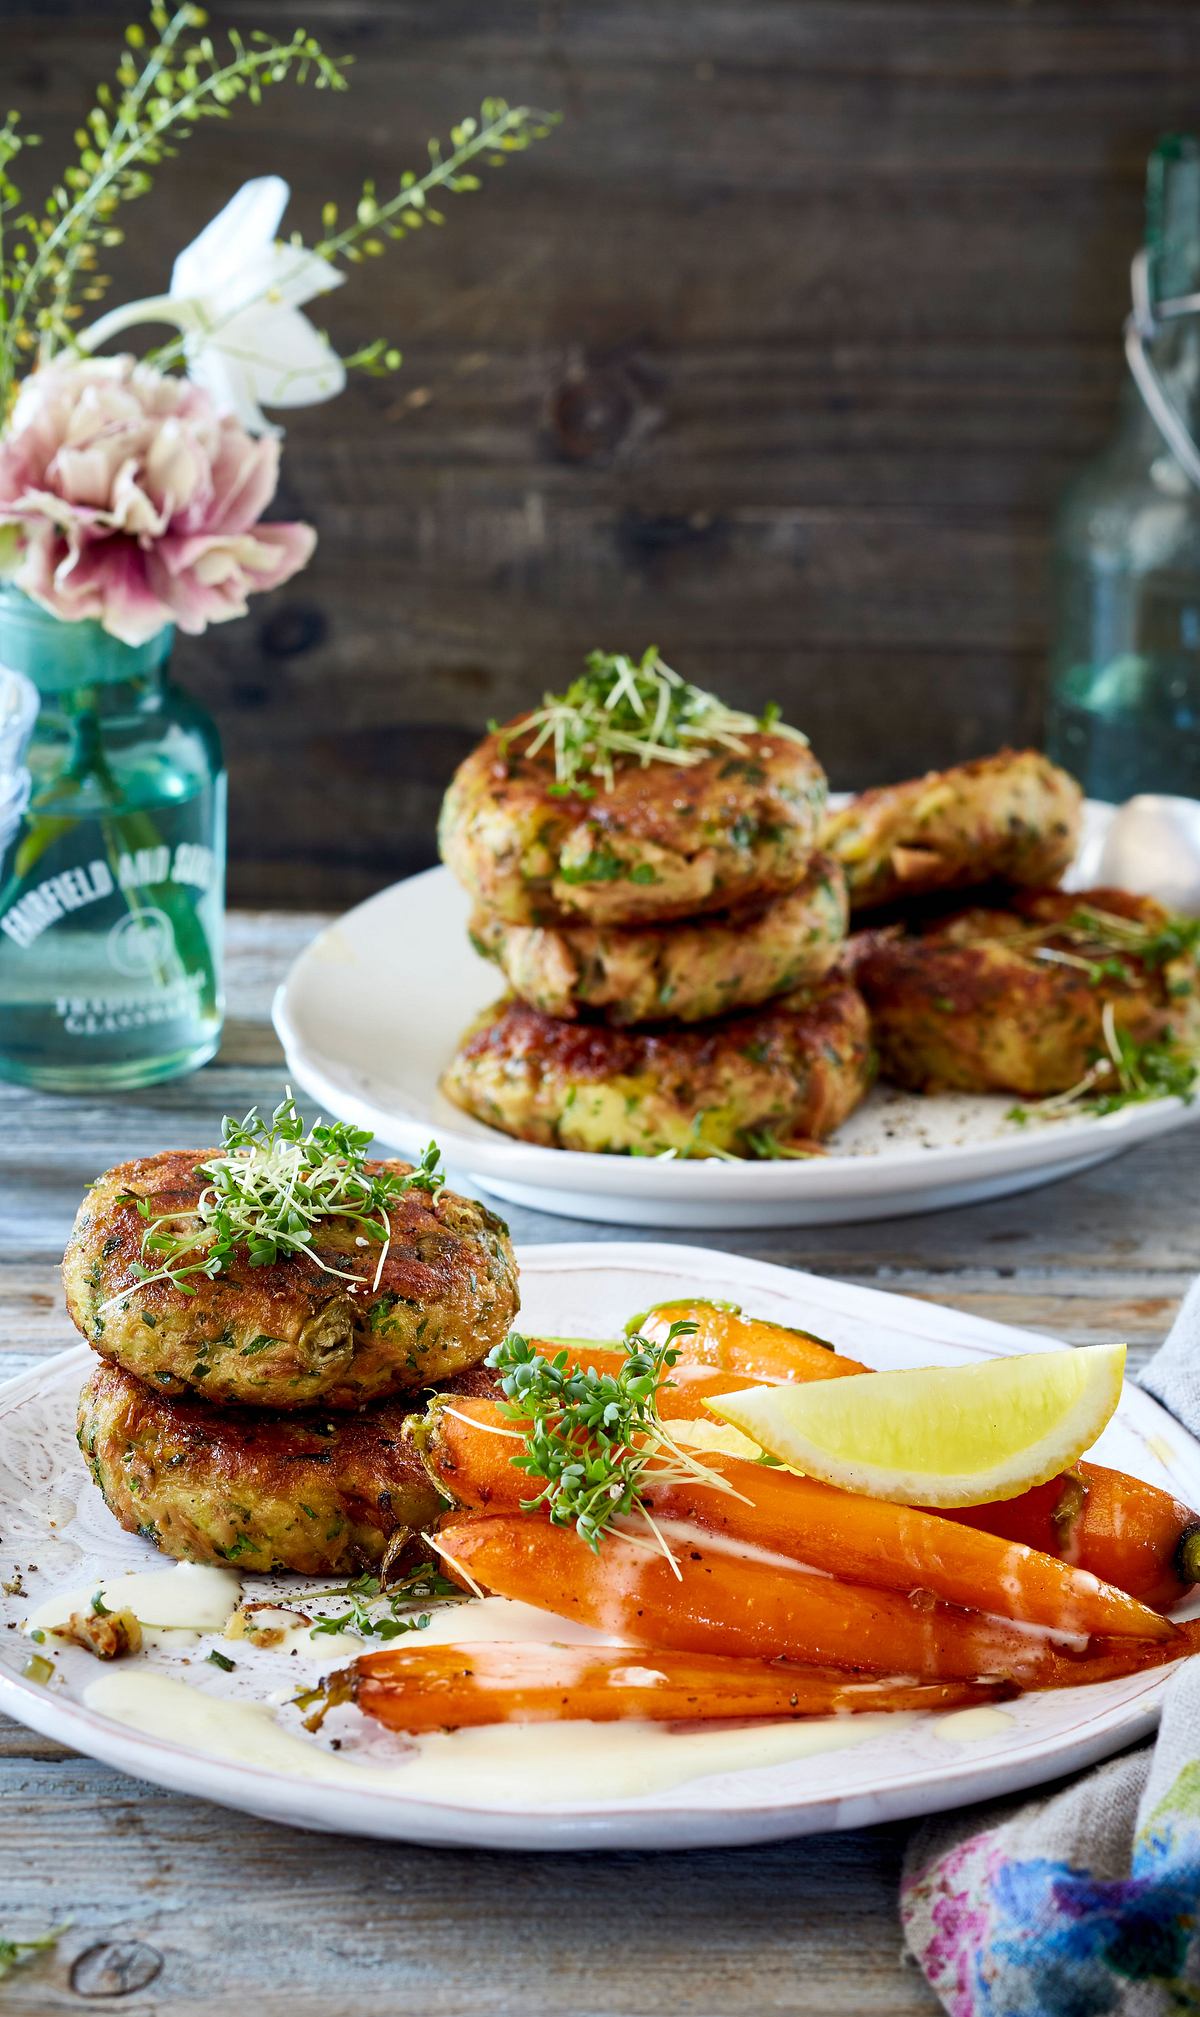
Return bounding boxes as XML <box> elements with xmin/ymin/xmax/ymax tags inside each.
<box><xmin>0</xmin><ymin>909</ymin><xmax>1196</xmax><ymax>2015</ymax></box>
<box><xmin>3</xmin><ymin>2</ymin><xmax>1197</xmax><ymax>904</ymax></box>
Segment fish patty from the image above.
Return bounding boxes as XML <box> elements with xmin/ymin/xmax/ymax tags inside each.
<box><xmin>854</xmin><ymin>887</ymin><xmax>1200</xmax><ymax>1097</ymax></box>
<box><xmin>64</xmin><ymin>1151</ymin><xmax>518</xmax><ymax>1410</ymax></box>
<box><xmin>821</xmin><ymin>750</ymin><xmax>1082</xmax><ymax>912</ymax></box>
<box><xmin>468</xmin><ymin>854</ymin><xmax>847</xmax><ymax>1025</ymax></box>
<box><xmin>77</xmin><ymin>1360</ymin><xmax>497</xmax><ymax>1575</ymax></box>
<box><xmin>439</xmin><ymin>717</ymin><xmax>828</xmax><ymax>927</ymax></box>
<box><xmin>440</xmin><ymin>982</ymin><xmax>874</xmax><ymax>1156</ymax></box>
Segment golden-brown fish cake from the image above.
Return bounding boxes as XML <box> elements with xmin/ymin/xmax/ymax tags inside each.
<box><xmin>854</xmin><ymin>887</ymin><xmax>1200</xmax><ymax>1097</ymax></box>
<box><xmin>440</xmin><ymin>981</ymin><xmax>874</xmax><ymax>1156</ymax></box>
<box><xmin>822</xmin><ymin>750</ymin><xmax>1082</xmax><ymax>912</ymax></box>
<box><xmin>76</xmin><ymin>1360</ymin><xmax>498</xmax><ymax>1574</ymax></box>
<box><xmin>468</xmin><ymin>854</ymin><xmax>847</xmax><ymax>1025</ymax></box>
<box><xmin>439</xmin><ymin>718</ymin><xmax>828</xmax><ymax>928</ymax></box>
<box><xmin>64</xmin><ymin>1151</ymin><xmax>518</xmax><ymax>1410</ymax></box>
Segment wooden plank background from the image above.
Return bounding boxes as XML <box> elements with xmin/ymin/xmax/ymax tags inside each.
<box><xmin>5</xmin><ymin>1</ymin><xmax>1200</xmax><ymax>906</ymax></box>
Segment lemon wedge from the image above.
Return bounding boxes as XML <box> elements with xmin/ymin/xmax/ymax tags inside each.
<box><xmin>667</xmin><ymin>1417</ymin><xmax>766</xmax><ymax>1462</ymax></box>
<box><xmin>708</xmin><ymin>1344</ymin><xmax>1126</xmax><ymax>1507</ymax></box>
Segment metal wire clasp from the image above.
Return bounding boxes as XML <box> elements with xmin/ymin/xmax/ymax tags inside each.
<box><xmin>1124</xmin><ymin>246</ymin><xmax>1200</xmax><ymax>488</ymax></box>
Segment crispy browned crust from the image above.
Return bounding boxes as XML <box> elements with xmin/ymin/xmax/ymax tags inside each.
<box><xmin>854</xmin><ymin>886</ymin><xmax>1200</xmax><ymax>1096</ymax></box>
<box><xmin>441</xmin><ymin>981</ymin><xmax>875</xmax><ymax>1155</ymax></box>
<box><xmin>76</xmin><ymin>1360</ymin><xmax>500</xmax><ymax>1574</ymax></box>
<box><xmin>469</xmin><ymin>854</ymin><xmax>848</xmax><ymax>1024</ymax></box>
<box><xmin>439</xmin><ymin>716</ymin><xmax>828</xmax><ymax>926</ymax></box>
<box><xmin>822</xmin><ymin>750</ymin><xmax>1083</xmax><ymax>911</ymax></box>
<box><xmin>64</xmin><ymin>1152</ymin><xmax>518</xmax><ymax>1410</ymax></box>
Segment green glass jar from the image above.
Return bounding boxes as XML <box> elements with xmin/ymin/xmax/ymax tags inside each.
<box><xmin>1046</xmin><ymin>135</ymin><xmax>1200</xmax><ymax>798</ymax></box>
<box><xmin>0</xmin><ymin>586</ymin><xmax>225</xmax><ymax>1090</ymax></box>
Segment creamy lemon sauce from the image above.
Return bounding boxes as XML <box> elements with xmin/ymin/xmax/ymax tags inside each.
<box><xmin>230</xmin><ymin>1595</ymin><xmax>623</xmax><ymax>1664</ymax></box>
<box><xmin>28</xmin><ymin>1563</ymin><xmax>241</xmax><ymax>1649</ymax></box>
<box><xmin>934</xmin><ymin>1706</ymin><xmax>1016</xmax><ymax>1747</ymax></box>
<box><xmin>82</xmin><ymin>1668</ymin><xmax>905</xmax><ymax>1806</ymax></box>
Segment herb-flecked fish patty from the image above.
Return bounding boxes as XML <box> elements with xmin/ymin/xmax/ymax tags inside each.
<box><xmin>821</xmin><ymin>750</ymin><xmax>1082</xmax><ymax>912</ymax></box>
<box><xmin>852</xmin><ymin>887</ymin><xmax>1200</xmax><ymax>1097</ymax></box>
<box><xmin>440</xmin><ymin>981</ymin><xmax>874</xmax><ymax>1156</ymax></box>
<box><xmin>469</xmin><ymin>854</ymin><xmax>847</xmax><ymax>1025</ymax></box>
<box><xmin>77</xmin><ymin>1360</ymin><xmax>499</xmax><ymax>1575</ymax></box>
<box><xmin>439</xmin><ymin>717</ymin><xmax>828</xmax><ymax>928</ymax></box>
<box><xmin>64</xmin><ymin>1151</ymin><xmax>518</xmax><ymax>1410</ymax></box>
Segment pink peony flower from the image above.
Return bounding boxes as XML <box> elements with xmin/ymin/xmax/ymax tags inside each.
<box><xmin>0</xmin><ymin>355</ymin><xmax>315</xmax><ymax>645</ymax></box>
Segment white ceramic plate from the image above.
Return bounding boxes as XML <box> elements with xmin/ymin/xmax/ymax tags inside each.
<box><xmin>272</xmin><ymin>803</ymin><xmax>1200</xmax><ymax>1227</ymax></box>
<box><xmin>0</xmin><ymin>1243</ymin><xmax>1196</xmax><ymax>1849</ymax></box>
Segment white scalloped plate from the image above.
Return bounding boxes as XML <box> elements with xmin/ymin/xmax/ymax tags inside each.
<box><xmin>272</xmin><ymin>803</ymin><xmax>1200</xmax><ymax>1227</ymax></box>
<box><xmin>1</xmin><ymin>1243</ymin><xmax>1196</xmax><ymax>1848</ymax></box>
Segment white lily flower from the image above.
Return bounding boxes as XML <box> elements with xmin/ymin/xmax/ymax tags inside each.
<box><xmin>78</xmin><ymin>176</ymin><xmax>346</xmax><ymax>435</ymax></box>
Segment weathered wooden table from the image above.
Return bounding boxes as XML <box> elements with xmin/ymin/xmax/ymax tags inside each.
<box><xmin>1</xmin><ymin>913</ymin><xmax>1194</xmax><ymax>2016</ymax></box>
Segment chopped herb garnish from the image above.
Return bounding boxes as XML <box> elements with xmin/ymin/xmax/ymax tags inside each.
<box><xmin>501</xmin><ymin>646</ymin><xmax>806</xmax><ymax>793</ymax></box>
<box><xmin>206</xmin><ymin>1648</ymin><xmax>236</xmax><ymax>1672</ymax></box>
<box><xmin>101</xmin><ymin>1090</ymin><xmax>446</xmax><ymax>1309</ymax></box>
<box><xmin>485</xmin><ymin>1324</ymin><xmax>745</xmax><ymax>1571</ymax></box>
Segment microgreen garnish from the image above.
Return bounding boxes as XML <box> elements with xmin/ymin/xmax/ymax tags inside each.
<box><xmin>484</xmin><ymin>1324</ymin><xmax>746</xmax><ymax>1574</ymax></box>
<box><xmin>304</xmin><ymin>1562</ymin><xmax>461</xmax><ymax>1642</ymax></box>
<box><xmin>991</xmin><ymin>903</ymin><xmax>1200</xmax><ymax>987</ymax></box>
<box><xmin>0</xmin><ymin>1926</ymin><xmax>70</xmax><ymax>1984</ymax></box>
<box><xmin>743</xmin><ymin>1130</ymin><xmax>823</xmax><ymax>1160</ymax></box>
<box><xmin>1009</xmin><ymin>1001</ymin><xmax>1199</xmax><ymax>1124</ymax></box>
<box><xmin>310</xmin><ymin>1606</ymin><xmax>432</xmax><ymax>1643</ymax></box>
<box><xmin>102</xmin><ymin>1090</ymin><xmax>445</xmax><ymax>1310</ymax></box>
<box><xmin>503</xmin><ymin>646</ymin><xmax>806</xmax><ymax>793</ymax></box>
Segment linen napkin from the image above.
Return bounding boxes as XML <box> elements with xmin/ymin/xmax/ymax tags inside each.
<box><xmin>901</xmin><ymin>1279</ymin><xmax>1200</xmax><ymax>2016</ymax></box>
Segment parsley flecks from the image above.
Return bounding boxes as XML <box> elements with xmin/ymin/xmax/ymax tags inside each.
<box><xmin>103</xmin><ymin>1091</ymin><xmax>446</xmax><ymax>1308</ymax></box>
<box><xmin>485</xmin><ymin>1323</ymin><xmax>740</xmax><ymax>1569</ymax></box>
<box><xmin>557</xmin><ymin>849</ymin><xmax>625</xmax><ymax>885</ymax></box>
<box><xmin>502</xmin><ymin>646</ymin><xmax>806</xmax><ymax>793</ymax></box>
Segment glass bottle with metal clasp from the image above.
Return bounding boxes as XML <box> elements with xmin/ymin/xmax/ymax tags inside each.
<box><xmin>1046</xmin><ymin>135</ymin><xmax>1200</xmax><ymax>799</ymax></box>
<box><xmin>0</xmin><ymin>586</ymin><xmax>225</xmax><ymax>1091</ymax></box>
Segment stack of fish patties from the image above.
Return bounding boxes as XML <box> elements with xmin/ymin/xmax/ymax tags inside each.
<box><xmin>437</xmin><ymin>717</ymin><xmax>874</xmax><ymax>1156</ymax></box>
<box><xmin>65</xmin><ymin>1150</ymin><xmax>519</xmax><ymax>1575</ymax></box>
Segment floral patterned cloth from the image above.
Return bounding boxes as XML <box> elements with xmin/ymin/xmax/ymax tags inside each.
<box><xmin>901</xmin><ymin>1280</ymin><xmax>1200</xmax><ymax>2016</ymax></box>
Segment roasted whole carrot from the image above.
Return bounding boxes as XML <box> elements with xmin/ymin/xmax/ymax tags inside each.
<box><xmin>633</xmin><ymin>1306</ymin><xmax>1200</xmax><ymax>1609</ymax></box>
<box><xmin>436</xmin><ymin>1514</ymin><xmax>1194</xmax><ymax>1688</ymax></box>
<box><xmin>422</xmin><ymin>1399</ymin><xmax>1172</xmax><ymax>1642</ymax></box>
<box><xmin>332</xmin><ymin>1640</ymin><xmax>1018</xmax><ymax>1732</ymax></box>
<box><xmin>947</xmin><ymin>1463</ymin><xmax>1200</xmax><ymax>1613</ymax></box>
<box><xmin>629</xmin><ymin>1300</ymin><xmax>867</xmax><ymax>1383</ymax></box>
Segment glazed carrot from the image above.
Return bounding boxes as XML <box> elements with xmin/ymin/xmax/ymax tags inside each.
<box><xmin>423</xmin><ymin>1399</ymin><xmax>1173</xmax><ymax>1642</ymax></box>
<box><xmin>436</xmin><ymin>1514</ymin><xmax>1192</xmax><ymax>1688</ymax></box>
<box><xmin>632</xmin><ymin>1306</ymin><xmax>1200</xmax><ymax>1609</ymax></box>
<box><xmin>947</xmin><ymin>1463</ymin><xmax>1200</xmax><ymax>1613</ymax></box>
<box><xmin>627</xmin><ymin>1301</ymin><xmax>867</xmax><ymax>1383</ymax></box>
<box><xmin>335</xmin><ymin>1640</ymin><xmax>1018</xmax><ymax>1733</ymax></box>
